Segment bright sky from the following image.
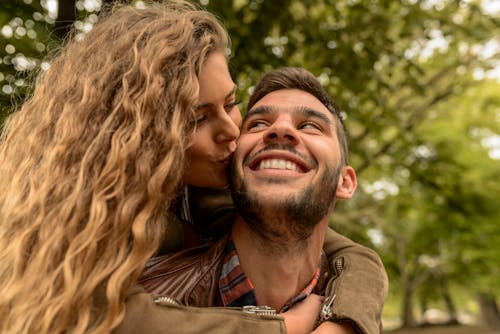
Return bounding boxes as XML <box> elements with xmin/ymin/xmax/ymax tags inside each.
<box><xmin>46</xmin><ymin>0</ymin><xmax>57</xmax><ymax>18</ymax></box>
<box><xmin>481</xmin><ymin>0</ymin><xmax>500</xmax><ymax>14</ymax></box>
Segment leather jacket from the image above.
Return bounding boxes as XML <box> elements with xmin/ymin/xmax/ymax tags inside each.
<box><xmin>139</xmin><ymin>234</ymin><xmax>331</xmax><ymax>307</ymax></box>
<box><xmin>140</xmin><ymin>234</ymin><xmax>229</xmax><ymax>306</ymax></box>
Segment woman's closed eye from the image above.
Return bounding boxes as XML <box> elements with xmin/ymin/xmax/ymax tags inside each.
<box><xmin>224</xmin><ymin>100</ymin><xmax>241</xmax><ymax>112</ymax></box>
<box><xmin>193</xmin><ymin>111</ymin><xmax>208</xmax><ymax>124</ymax></box>
<box><xmin>193</xmin><ymin>101</ymin><xmax>240</xmax><ymax>126</ymax></box>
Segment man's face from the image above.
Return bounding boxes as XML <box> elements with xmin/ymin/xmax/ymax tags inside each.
<box><xmin>230</xmin><ymin>88</ymin><xmax>346</xmax><ymax>240</ymax></box>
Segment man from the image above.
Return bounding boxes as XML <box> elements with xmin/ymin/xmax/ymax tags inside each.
<box><xmin>140</xmin><ymin>68</ymin><xmax>387</xmax><ymax>334</ymax></box>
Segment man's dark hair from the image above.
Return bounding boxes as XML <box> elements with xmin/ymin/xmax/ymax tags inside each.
<box><xmin>248</xmin><ymin>67</ymin><xmax>349</xmax><ymax>165</ymax></box>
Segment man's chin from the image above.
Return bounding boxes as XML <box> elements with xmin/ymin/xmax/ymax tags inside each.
<box><xmin>246</xmin><ymin>189</ymin><xmax>302</xmax><ymax>206</ymax></box>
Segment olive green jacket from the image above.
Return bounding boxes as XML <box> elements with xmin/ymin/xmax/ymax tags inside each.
<box><xmin>115</xmin><ymin>285</ymin><xmax>286</xmax><ymax>334</ymax></box>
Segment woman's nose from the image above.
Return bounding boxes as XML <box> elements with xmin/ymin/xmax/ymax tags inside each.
<box><xmin>215</xmin><ymin>112</ymin><xmax>240</xmax><ymax>143</ymax></box>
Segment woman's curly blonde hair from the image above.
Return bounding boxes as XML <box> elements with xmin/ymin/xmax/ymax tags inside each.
<box><xmin>0</xmin><ymin>1</ymin><xmax>228</xmax><ymax>333</ymax></box>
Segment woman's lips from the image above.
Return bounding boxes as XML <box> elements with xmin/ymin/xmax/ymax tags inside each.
<box><xmin>219</xmin><ymin>153</ymin><xmax>233</xmax><ymax>166</ymax></box>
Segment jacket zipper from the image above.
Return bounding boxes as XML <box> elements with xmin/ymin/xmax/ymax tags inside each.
<box><xmin>154</xmin><ymin>295</ymin><xmax>181</xmax><ymax>306</ymax></box>
<box><xmin>319</xmin><ymin>257</ymin><xmax>344</xmax><ymax>322</ymax></box>
<box><xmin>241</xmin><ymin>305</ymin><xmax>278</xmax><ymax>316</ymax></box>
<box><xmin>154</xmin><ymin>296</ymin><xmax>279</xmax><ymax>317</ymax></box>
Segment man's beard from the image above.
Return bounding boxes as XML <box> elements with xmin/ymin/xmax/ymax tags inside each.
<box><xmin>230</xmin><ymin>150</ymin><xmax>341</xmax><ymax>250</ymax></box>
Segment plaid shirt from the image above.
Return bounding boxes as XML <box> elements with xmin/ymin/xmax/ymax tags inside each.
<box><xmin>218</xmin><ymin>238</ymin><xmax>325</xmax><ymax>313</ymax></box>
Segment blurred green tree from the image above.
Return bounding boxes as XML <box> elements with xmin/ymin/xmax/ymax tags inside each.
<box><xmin>0</xmin><ymin>0</ymin><xmax>53</xmax><ymax>124</ymax></box>
<box><xmin>0</xmin><ymin>0</ymin><xmax>499</xmax><ymax>329</ymax></box>
<box><xmin>350</xmin><ymin>79</ymin><xmax>500</xmax><ymax>328</ymax></box>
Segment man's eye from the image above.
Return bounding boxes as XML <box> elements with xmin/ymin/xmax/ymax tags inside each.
<box><xmin>299</xmin><ymin>122</ymin><xmax>321</xmax><ymax>131</ymax></box>
<box><xmin>246</xmin><ymin>120</ymin><xmax>268</xmax><ymax>130</ymax></box>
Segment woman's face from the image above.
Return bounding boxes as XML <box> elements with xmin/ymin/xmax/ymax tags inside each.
<box><xmin>184</xmin><ymin>51</ymin><xmax>242</xmax><ymax>188</ymax></box>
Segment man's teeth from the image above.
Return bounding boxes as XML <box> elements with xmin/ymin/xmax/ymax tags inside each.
<box><xmin>258</xmin><ymin>159</ymin><xmax>299</xmax><ymax>172</ymax></box>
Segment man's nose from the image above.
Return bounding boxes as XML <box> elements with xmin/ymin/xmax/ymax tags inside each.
<box><xmin>263</xmin><ymin>118</ymin><xmax>298</xmax><ymax>145</ymax></box>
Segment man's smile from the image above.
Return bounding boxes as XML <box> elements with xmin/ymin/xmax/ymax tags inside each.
<box><xmin>247</xmin><ymin>150</ymin><xmax>311</xmax><ymax>174</ymax></box>
<box><xmin>257</xmin><ymin>159</ymin><xmax>301</xmax><ymax>172</ymax></box>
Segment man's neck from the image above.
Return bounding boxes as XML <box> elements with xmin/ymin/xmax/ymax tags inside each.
<box><xmin>231</xmin><ymin>216</ymin><xmax>327</xmax><ymax>311</ymax></box>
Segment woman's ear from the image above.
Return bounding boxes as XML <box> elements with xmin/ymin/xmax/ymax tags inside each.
<box><xmin>335</xmin><ymin>166</ymin><xmax>357</xmax><ymax>199</ymax></box>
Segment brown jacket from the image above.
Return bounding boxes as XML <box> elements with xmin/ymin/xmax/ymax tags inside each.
<box><xmin>115</xmin><ymin>285</ymin><xmax>286</xmax><ymax>334</ymax></box>
<box><xmin>140</xmin><ymin>228</ymin><xmax>388</xmax><ymax>334</ymax></box>
<box><xmin>140</xmin><ymin>234</ymin><xmax>330</xmax><ymax>306</ymax></box>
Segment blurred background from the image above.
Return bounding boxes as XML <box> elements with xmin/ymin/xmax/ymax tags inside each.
<box><xmin>1</xmin><ymin>0</ymin><xmax>499</xmax><ymax>332</ymax></box>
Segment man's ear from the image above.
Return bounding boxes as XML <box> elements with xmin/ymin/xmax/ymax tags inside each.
<box><xmin>335</xmin><ymin>166</ymin><xmax>357</xmax><ymax>199</ymax></box>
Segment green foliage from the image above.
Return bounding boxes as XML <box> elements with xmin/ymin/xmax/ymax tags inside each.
<box><xmin>0</xmin><ymin>0</ymin><xmax>499</xmax><ymax>325</ymax></box>
<box><xmin>417</xmin><ymin>80</ymin><xmax>500</xmax><ymax>294</ymax></box>
<box><xmin>0</xmin><ymin>0</ymin><xmax>55</xmax><ymax>124</ymax></box>
<box><xmin>370</xmin><ymin>79</ymin><xmax>500</xmax><ymax>325</ymax></box>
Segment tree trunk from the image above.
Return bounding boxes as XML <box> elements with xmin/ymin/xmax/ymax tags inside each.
<box><xmin>440</xmin><ymin>278</ymin><xmax>459</xmax><ymax>324</ymax></box>
<box><xmin>54</xmin><ymin>0</ymin><xmax>77</xmax><ymax>39</ymax></box>
<box><xmin>420</xmin><ymin>295</ymin><xmax>429</xmax><ymax>321</ymax></box>
<box><xmin>477</xmin><ymin>292</ymin><xmax>500</xmax><ymax>330</ymax></box>
<box><xmin>401</xmin><ymin>282</ymin><xmax>417</xmax><ymax>327</ymax></box>
<box><xmin>397</xmin><ymin>237</ymin><xmax>416</xmax><ymax>328</ymax></box>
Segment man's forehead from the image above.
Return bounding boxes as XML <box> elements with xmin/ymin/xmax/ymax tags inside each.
<box><xmin>252</xmin><ymin>89</ymin><xmax>326</xmax><ymax>109</ymax></box>
<box><xmin>246</xmin><ymin>89</ymin><xmax>333</xmax><ymax>121</ymax></box>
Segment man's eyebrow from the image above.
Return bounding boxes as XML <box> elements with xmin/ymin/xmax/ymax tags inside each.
<box><xmin>243</xmin><ymin>105</ymin><xmax>275</xmax><ymax>121</ymax></box>
<box><xmin>244</xmin><ymin>105</ymin><xmax>332</xmax><ymax>125</ymax></box>
<box><xmin>299</xmin><ymin>107</ymin><xmax>332</xmax><ymax>125</ymax></box>
<box><xmin>194</xmin><ymin>85</ymin><xmax>238</xmax><ymax>110</ymax></box>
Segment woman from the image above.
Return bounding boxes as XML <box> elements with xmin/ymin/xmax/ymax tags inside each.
<box><xmin>0</xmin><ymin>2</ymin><xmax>385</xmax><ymax>334</ymax></box>
<box><xmin>0</xmin><ymin>2</ymin><xmax>318</xmax><ymax>333</ymax></box>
